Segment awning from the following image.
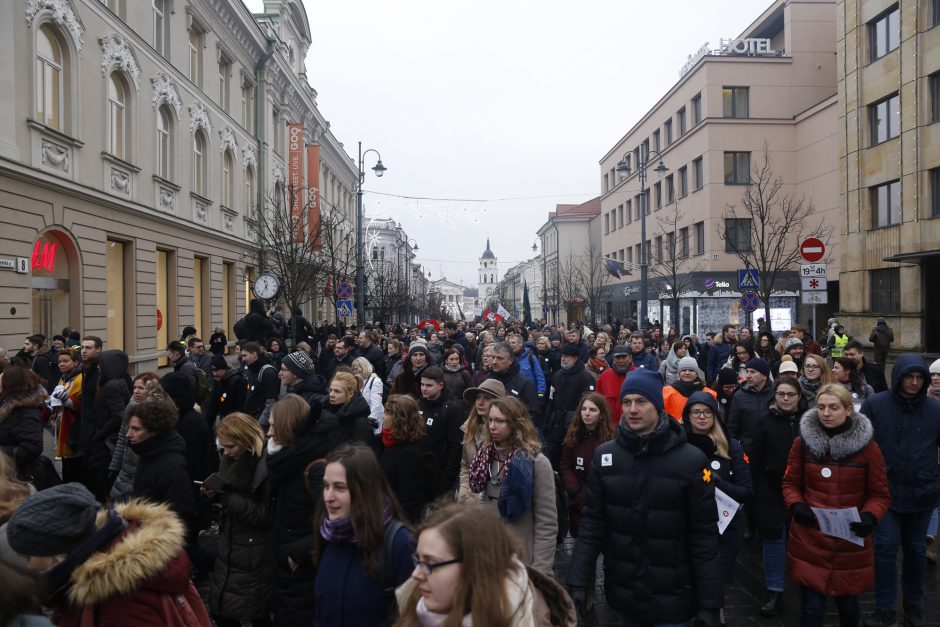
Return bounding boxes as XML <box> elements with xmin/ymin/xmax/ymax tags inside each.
<box><xmin>882</xmin><ymin>249</ymin><xmax>940</xmax><ymax>263</ymax></box>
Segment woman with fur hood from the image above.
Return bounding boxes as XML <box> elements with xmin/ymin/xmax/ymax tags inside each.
<box><xmin>782</xmin><ymin>384</ymin><xmax>890</xmax><ymax>626</ymax></box>
<box><xmin>6</xmin><ymin>482</ymin><xmax>211</xmax><ymax>627</ymax></box>
<box><xmin>0</xmin><ymin>367</ymin><xmax>47</xmax><ymax>488</ymax></box>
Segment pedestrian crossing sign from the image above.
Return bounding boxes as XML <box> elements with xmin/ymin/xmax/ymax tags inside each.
<box><xmin>737</xmin><ymin>268</ymin><xmax>760</xmax><ymax>290</ymax></box>
<box><xmin>337</xmin><ymin>299</ymin><xmax>352</xmax><ymax>317</ymax></box>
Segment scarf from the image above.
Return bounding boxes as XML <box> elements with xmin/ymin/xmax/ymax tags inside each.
<box><xmin>589</xmin><ymin>358</ymin><xmax>607</xmax><ymax>372</ymax></box>
<box><xmin>929</xmin><ymin>383</ymin><xmax>940</xmax><ymax>402</ymax></box>
<box><xmin>467</xmin><ymin>443</ymin><xmax>535</xmax><ymax>522</ymax></box>
<box><xmin>381</xmin><ymin>427</ymin><xmax>399</xmax><ymax>449</ymax></box>
<box><xmin>444</xmin><ymin>363</ymin><xmax>463</xmax><ymax>373</ymax></box>
<box><xmin>799</xmin><ymin>375</ymin><xmax>821</xmax><ymax>395</ymax></box>
<box><xmin>664</xmin><ymin>347</ymin><xmax>681</xmax><ymax>374</ymax></box>
<box><xmin>671</xmin><ymin>380</ymin><xmax>702</xmax><ymax>398</ymax></box>
<box><xmin>320</xmin><ymin>503</ymin><xmax>394</xmax><ymax>544</ymax></box>
<box><xmin>415</xmin><ymin>598</ymin><xmax>474</xmax><ymax>627</ymax></box>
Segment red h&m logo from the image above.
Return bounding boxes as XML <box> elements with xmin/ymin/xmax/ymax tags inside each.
<box><xmin>31</xmin><ymin>240</ymin><xmax>56</xmax><ymax>272</ymax></box>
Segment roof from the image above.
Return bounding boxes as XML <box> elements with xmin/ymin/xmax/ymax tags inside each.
<box><xmin>550</xmin><ymin>196</ymin><xmax>601</xmax><ymax>219</ymax></box>
<box><xmin>481</xmin><ymin>238</ymin><xmax>496</xmax><ymax>259</ymax></box>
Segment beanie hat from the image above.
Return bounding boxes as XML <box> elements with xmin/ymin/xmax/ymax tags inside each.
<box><xmin>619</xmin><ymin>369</ymin><xmax>665</xmax><ymax>414</ymax></box>
<box><xmin>785</xmin><ymin>337</ymin><xmax>804</xmax><ymax>351</ymax></box>
<box><xmin>548</xmin><ymin>332</ymin><xmax>562</xmax><ymax>342</ymax></box>
<box><xmin>717</xmin><ymin>368</ymin><xmax>739</xmax><ymax>386</ymax></box>
<box><xmin>282</xmin><ymin>351</ymin><xmax>315</xmax><ymax>378</ymax></box>
<box><xmin>560</xmin><ymin>344</ymin><xmax>580</xmax><ymax>357</ymax></box>
<box><xmin>210</xmin><ymin>354</ymin><xmax>229</xmax><ymax>370</ymax></box>
<box><xmin>408</xmin><ymin>343</ymin><xmax>429</xmax><ymax>357</ymax></box>
<box><xmin>746</xmin><ymin>358</ymin><xmax>771</xmax><ymax>378</ymax></box>
<box><xmin>930</xmin><ymin>358</ymin><xmax>940</xmax><ymax>375</ymax></box>
<box><xmin>779</xmin><ymin>360</ymin><xmax>799</xmax><ymax>375</ymax></box>
<box><xmin>677</xmin><ymin>356</ymin><xmax>704</xmax><ymax>380</ymax></box>
<box><xmin>7</xmin><ymin>483</ymin><xmax>100</xmax><ymax>557</ymax></box>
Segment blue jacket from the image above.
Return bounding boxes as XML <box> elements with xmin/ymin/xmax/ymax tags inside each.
<box><xmin>860</xmin><ymin>353</ymin><xmax>940</xmax><ymax>513</ymax></box>
<box><xmin>706</xmin><ymin>340</ymin><xmax>732</xmax><ymax>384</ymax></box>
<box><xmin>314</xmin><ymin>524</ymin><xmax>414</xmax><ymax>626</ymax></box>
<box><xmin>517</xmin><ymin>345</ymin><xmax>547</xmax><ymax>396</ymax></box>
<box><xmin>631</xmin><ymin>349</ymin><xmax>659</xmax><ymax>372</ymax></box>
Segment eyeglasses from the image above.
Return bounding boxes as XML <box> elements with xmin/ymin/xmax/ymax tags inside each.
<box><xmin>688</xmin><ymin>409</ymin><xmax>713</xmax><ymax>418</ymax></box>
<box><xmin>487</xmin><ymin>418</ymin><xmax>509</xmax><ymax>425</ymax></box>
<box><xmin>775</xmin><ymin>391</ymin><xmax>800</xmax><ymax>399</ymax></box>
<box><xmin>411</xmin><ymin>553</ymin><xmax>460</xmax><ymax>576</ymax></box>
<box><xmin>803</xmin><ymin>364</ymin><xmax>820</xmax><ymax>371</ymax></box>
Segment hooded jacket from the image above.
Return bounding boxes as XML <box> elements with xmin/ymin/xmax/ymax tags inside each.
<box><xmin>45</xmin><ymin>500</ymin><xmax>210</xmax><ymax>627</ymax></box>
<box><xmin>727</xmin><ymin>380</ymin><xmax>774</xmax><ymax>453</ymax></box>
<box><xmin>860</xmin><ymin>353</ymin><xmax>940</xmax><ymax>513</ymax></box>
<box><xmin>516</xmin><ymin>344</ymin><xmax>547</xmax><ymax>396</ymax></box>
<box><xmin>782</xmin><ymin>409</ymin><xmax>890</xmax><ymax>596</ymax></box>
<box><xmin>545</xmin><ymin>362</ymin><xmax>596</xmax><ymax>443</ymax></box>
<box><xmin>84</xmin><ymin>351</ymin><xmax>131</xmax><ymax>488</ymax></box>
<box><xmin>130</xmin><ymin>430</ymin><xmax>195</xmax><ymax>521</ymax></box>
<box><xmin>566</xmin><ymin>415</ymin><xmax>722</xmax><ymax>621</ymax></box>
<box><xmin>0</xmin><ymin>389</ymin><xmax>47</xmax><ymax>486</ymax></box>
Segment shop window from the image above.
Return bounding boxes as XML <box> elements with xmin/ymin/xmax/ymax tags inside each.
<box><xmin>106</xmin><ymin>240</ymin><xmax>127</xmax><ymax>350</ymax></box>
<box><xmin>869</xmin><ymin>268</ymin><xmax>900</xmax><ymax>313</ymax></box>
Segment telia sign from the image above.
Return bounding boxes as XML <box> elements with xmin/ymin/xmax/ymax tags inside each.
<box><xmin>704</xmin><ymin>278</ymin><xmax>730</xmax><ymax>290</ymax></box>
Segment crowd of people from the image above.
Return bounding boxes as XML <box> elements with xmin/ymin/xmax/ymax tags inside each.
<box><xmin>0</xmin><ymin>307</ymin><xmax>938</xmax><ymax>627</ymax></box>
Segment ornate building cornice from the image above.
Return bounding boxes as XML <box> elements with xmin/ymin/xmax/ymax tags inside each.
<box><xmin>189</xmin><ymin>102</ymin><xmax>212</xmax><ymax>137</ymax></box>
<box><xmin>99</xmin><ymin>34</ymin><xmax>141</xmax><ymax>91</ymax></box>
<box><xmin>151</xmin><ymin>73</ymin><xmax>182</xmax><ymax>117</ymax></box>
<box><xmin>219</xmin><ymin>125</ymin><xmax>238</xmax><ymax>157</ymax></box>
<box><xmin>25</xmin><ymin>0</ymin><xmax>85</xmax><ymax>54</ymax></box>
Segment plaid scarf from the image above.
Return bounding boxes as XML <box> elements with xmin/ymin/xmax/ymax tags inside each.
<box><xmin>468</xmin><ymin>443</ymin><xmax>535</xmax><ymax>522</ymax></box>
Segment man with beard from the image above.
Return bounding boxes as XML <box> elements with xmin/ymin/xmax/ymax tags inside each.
<box><xmin>543</xmin><ymin>344</ymin><xmax>596</xmax><ymax>469</ymax></box>
<box><xmin>596</xmin><ymin>345</ymin><xmax>634</xmax><ymax>426</ymax></box>
<box><xmin>332</xmin><ymin>337</ymin><xmax>356</xmax><ymax>373</ymax></box>
<box><xmin>486</xmin><ymin>342</ymin><xmax>542</xmax><ymax>426</ymax></box>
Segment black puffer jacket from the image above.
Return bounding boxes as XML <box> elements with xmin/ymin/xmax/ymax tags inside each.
<box><xmin>208</xmin><ymin>452</ymin><xmax>274</xmax><ymax>622</ymax></box>
<box><xmin>286</xmin><ymin>374</ymin><xmax>328</xmax><ymax>412</ymax></box>
<box><xmin>567</xmin><ymin>415</ymin><xmax>722</xmax><ymax>622</ymax></box>
<box><xmin>748</xmin><ymin>403</ymin><xmax>802</xmax><ymax>538</ymax></box>
<box><xmin>324</xmin><ymin>393</ymin><xmax>373</xmax><ymax>449</ymax></box>
<box><xmin>417</xmin><ymin>393</ymin><xmax>464</xmax><ymax>497</ymax></box>
<box><xmin>205</xmin><ymin>368</ymin><xmax>248</xmax><ymax>429</ymax></box>
<box><xmin>239</xmin><ymin>299</ymin><xmax>273</xmax><ymax>344</ymax></box>
<box><xmin>727</xmin><ymin>382</ymin><xmax>773</xmax><ymax>453</ymax></box>
<box><xmin>545</xmin><ymin>362</ymin><xmax>596</xmax><ymax>442</ymax></box>
<box><xmin>130</xmin><ymin>429</ymin><xmax>195</xmax><ymax>521</ymax></box>
<box><xmin>0</xmin><ymin>390</ymin><xmax>46</xmax><ymax>486</ymax></box>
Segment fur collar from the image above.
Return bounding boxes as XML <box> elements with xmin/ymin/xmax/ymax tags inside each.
<box><xmin>799</xmin><ymin>408</ymin><xmax>874</xmax><ymax>460</ymax></box>
<box><xmin>0</xmin><ymin>390</ymin><xmax>48</xmax><ymax>422</ymax></box>
<box><xmin>66</xmin><ymin>500</ymin><xmax>186</xmax><ymax>607</ymax></box>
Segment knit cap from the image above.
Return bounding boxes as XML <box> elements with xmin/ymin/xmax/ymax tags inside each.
<box><xmin>210</xmin><ymin>354</ymin><xmax>229</xmax><ymax>370</ymax></box>
<box><xmin>619</xmin><ymin>369</ymin><xmax>665</xmax><ymax>414</ymax></box>
<box><xmin>282</xmin><ymin>351</ymin><xmax>315</xmax><ymax>378</ymax></box>
<box><xmin>746</xmin><ymin>358</ymin><xmax>771</xmax><ymax>378</ymax></box>
<box><xmin>779</xmin><ymin>361</ymin><xmax>799</xmax><ymax>374</ymax></box>
<box><xmin>717</xmin><ymin>368</ymin><xmax>739</xmax><ymax>386</ymax></box>
<box><xmin>930</xmin><ymin>358</ymin><xmax>940</xmax><ymax>375</ymax></box>
<box><xmin>560</xmin><ymin>344</ymin><xmax>580</xmax><ymax>357</ymax></box>
<box><xmin>7</xmin><ymin>483</ymin><xmax>100</xmax><ymax>557</ymax></box>
<box><xmin>785</xmin><ymin>337</ymin><xmax>804</xmax><ymax>351</ymax></box>
<box><xmin>677</xmin><ymin>356</ymin><xmax>704</xmax><ymax>380</ymax></box>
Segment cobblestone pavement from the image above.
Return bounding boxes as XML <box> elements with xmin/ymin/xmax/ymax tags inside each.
<box><xmin>553</xmin><ymin>535</ymin><xmax>940</xmax><ymax>626</ymax></box>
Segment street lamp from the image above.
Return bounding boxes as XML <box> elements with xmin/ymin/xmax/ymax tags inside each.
<box><xmin>356</xmin><ymin>141</ymin><xmax>386</xmax><ymax>326</ymax></box>
<box><xmin>616</xmin><ymin>149</ymin><xmax>667</xmax><ymax>331</ymax></box>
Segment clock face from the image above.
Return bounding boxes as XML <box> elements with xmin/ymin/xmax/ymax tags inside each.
<box><xmin>254</xmin><ymin>273</ymin><xmax>280</xmax><ymax>300</ymax></box>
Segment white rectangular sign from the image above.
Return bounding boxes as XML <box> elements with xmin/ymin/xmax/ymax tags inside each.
<box><xmin>800</xmin><ymin>263</ymin><xmax>827</xmax><ymax>277</ymax></box>
<box><xmin>801</xmin><ymin>291</ymin><xmax>828</xmax><ymax>305</ymax></box>
<box><xmin>800</xmin><ymin>277</ymin><xmax>828</xmax><ymax>291</ymax></box>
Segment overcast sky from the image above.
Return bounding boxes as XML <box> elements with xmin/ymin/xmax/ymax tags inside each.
<box><xmin>247</xmin><ymin>0</ymin><xmax>759</xmax><ymax>287</ymax></box>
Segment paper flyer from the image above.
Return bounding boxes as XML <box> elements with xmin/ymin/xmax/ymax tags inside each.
<box><xmin>811</xmin><ymin>506</ymin><xmax>864</xmax><ymax>546</ymax></box>
<box><xmin>715</xmin><ymin>487</ymin><xmax>740</xmax><ymax>535</ymax></box>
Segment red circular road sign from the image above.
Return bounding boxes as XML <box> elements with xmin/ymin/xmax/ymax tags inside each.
<box><xmin>156</xmin><ymin>308</ymin><xmax>163</xmax><ymax>331</ymax></box>
<box><xmin>800</xmin><ymin>237</ymin><xmax>825</xmax><ymax>262</ymax></box>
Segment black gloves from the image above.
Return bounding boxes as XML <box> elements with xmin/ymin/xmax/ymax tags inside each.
<box><xmin>790</xmin><ymin>502</ymin><xmax>817</xmax><ymax>527</ymax></box>
<box><xmin>568</xmin><ymin>586</ymin><xmax>587</xmax><ymax>616</ymax></box>
<box><xmin>849</xmin><ymin>512</ymin><xmax>877</xmax><ymax>537</ymax></box>
<box><xmin>695</xmin><ymin>608</ymin><xmax>722</xmax><ymax>627</ymax></box>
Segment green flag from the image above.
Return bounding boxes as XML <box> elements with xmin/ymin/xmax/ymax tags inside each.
<box><xmin>457</xmin><ymin>301</ymin><xmax>466</xmax><ymax>321</ymax></box>
<box><xmin>523</xmin><ymin>280</ymin><xmax>532</xmax><ymax>325</ymax></box>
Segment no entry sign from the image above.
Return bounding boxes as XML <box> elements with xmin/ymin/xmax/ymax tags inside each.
<box><xmin>800</xmin><ymin>238</ymin><xmax>825</xmax><ymax>263</ymax></box>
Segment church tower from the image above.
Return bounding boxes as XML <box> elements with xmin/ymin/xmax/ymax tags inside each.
<box><xmin>478</xmin><ymin>238</ymin><xmax>497</xmax><ymax>303</ymax></box>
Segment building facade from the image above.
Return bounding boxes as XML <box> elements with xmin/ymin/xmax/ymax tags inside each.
<box><xmin>597</xmin><ymin>0</ymin><xmax>841</xmax><ymax>336</ymax></box>
<box><xmin>496</xmin><ymin>255</ymin><xmax>543</xmax><ymax>322</ymax></box>
<box><xmin>362</xmin><ymin>216</ymin><xmax>424</xmax><ymax>323</ymax></box>
<box><xmin>478</xmin><ymin>238</ymin><xmax>498</xmax><ymax>304</ymax></box>
<box><xmin>837</xmin><ymin>0</ymin><xmax>940</xmax><ymax>352</ymax></box>
<box><xmin>0</xmin><ymin>0</ymin><xmax>358</xmax><ymax>368</ymax></box>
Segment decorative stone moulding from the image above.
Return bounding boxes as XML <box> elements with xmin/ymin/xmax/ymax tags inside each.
<box><xmin>189</xmin><ymin>102</ymin><xmax>212</xmax><ymax>136</ymax></box>
<box><xmin>151</xmin><ymin>73</ymin><xmax>182</xmax><ymax>117</ymax></box>
<box><xmin>242</xmin><ymin>147</ymin><xmax>257</xmax><ymax>172</ymax></box>
<box><xmin>41</xmin><ymin>139</ymin><xmax>70</xmax><ymax>172</ymax></box>
<box><xmin>219</xmin><ymin>125</ymin><xmax>237</xmax><ymax>157</ymax></box>
<box><xmin>221</xmin><ymin>209</ymin><xmax>236</xmax><ymax>235</ymax></box>
<box><xmin>272</xmin><ymin>164</ymin><xmax>285</xmax><ymax>187</ymax></box>
<box><xmin>99</xmin><ymin>34</ymin><xmax>141</xmax><ymax>91</ymax></box>
<box><xmin>26</xmin><ymin>0</ymin><xmax>85</xmax><ymax>54</ymax></box>
<box><xmin>193</xmin><ymin>200</ymin><xmax>208</xmax><ymax>224</ymax></box>
<box><xmin>110</xmin><ymin>168</ymin><xmax>130</xmax><ymax>193</ymax></box>
<box><xmin>158</xmin><ymin>187</ymin><xmax>176</xmax><ymax>211</ymax></box>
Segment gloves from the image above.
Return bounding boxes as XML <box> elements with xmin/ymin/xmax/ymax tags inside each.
<box><xmin>695</xmin><ymin>608</ymin><xmax>722</xmax><ymax>627</ymax></box>
<box><xmin>849</xmin><ymin>512</ymin><xmax>877</xmax><ymax>537</ymax></box>
<box><xmin>568</xmin><ymin>586</ymin><xmax>587</xmax><ymax>616</ymax></box>
<box><xmin>790</xmin><ymin>502</ymin><xmax>818</xmax><ymax>527</ymax></box>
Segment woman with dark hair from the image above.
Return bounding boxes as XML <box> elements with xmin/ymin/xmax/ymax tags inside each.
<box><xmin>754</xmin><ymin>331</ymin><xmax>781</xmax><ymax>366</ymax></box>
<box><xmin>0</xmin><ymin>367</ymin><xmax>46</xmax><ymax>488</ymax></box>
<box><xmin>50</xmin><ymin>348</ymin><xmax>82</xmax><ymax>458</ymax></box>
<box><xmin>314</xmin><ymin>444</ymin><xmax>415</xmax><ymax>626</ymax></box>
<box><xmin>560</xmin><ymin>392</ymin><xmax>612</xmax><ymax>538</ymax></box>
<box><xmin>586</xmin><ymin>345</ymin><xmax>608</xmax><ymax>381</ymax></box>
<box><xmin>441</xmin><ymin>348</ymin><xmax>472</xmax><ymax>404</ymax></box>
<box><xmin>831</xmin><ymin>357</ymin><xmax>875</xmax><ymax>411</ymax></box>
<box><xmin>266</xmin><ymin>337</ymin><xmax>287</xmax><ymax>370</ymax></box>
<box><xmin>381</xmin><ymin>395</ymin><xmax>426</xmax><ymax>524</ymax></box>
<box><xmin>749</xmin><ymin>378</ymin><xmax>809</xmax><ymax>616</ymax></box>
<box><xmin>729</xmin><ymin>342</ymin><xmax>755</xmax><ymax>386</ymax></box>
<box><xmin>109</xmin><ymin>372</ymin><xmax>162</xmax><ymax>502</ymax></box>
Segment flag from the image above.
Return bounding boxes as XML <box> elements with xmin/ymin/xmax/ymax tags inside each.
<box><xmin>522</xmin><ymin>280</ymin><xmax>532</xmax><ymax>325</ymax></box>
<box><xmin>497</xmin><ymin>303</ymin><xmax>511</xmax><ymax>320</ymax></box>
<box><xmin>457</xmin><ymin>301</ymin><xmax>466</xmax><ymax>321</ymax></box>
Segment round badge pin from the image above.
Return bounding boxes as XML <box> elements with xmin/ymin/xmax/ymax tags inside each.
<box><xmin>821</xmin><ymin>467</ymin><xmax>832</xmax><ymax>478</ymax></box>
<box><xmin>711</xmin><ymin>460</ymin><xmax>721</xmax><ymax>470</ymax></box>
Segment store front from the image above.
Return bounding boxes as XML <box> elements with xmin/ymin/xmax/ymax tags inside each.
<box><xmin>30</xmin><ymin>229</ymin><xmax>80</xmax><ymax>339</ymax></box>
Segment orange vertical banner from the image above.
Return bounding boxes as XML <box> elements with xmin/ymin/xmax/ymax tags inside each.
<box><xmin>306</xmin><ymin>143</ymin><xmax>321</xmax><ymax>250</ymax></box>
<box><xmin>288</xmin><ymin>123</ymin><xmax>304</xmax><ymax>243</ymax></box>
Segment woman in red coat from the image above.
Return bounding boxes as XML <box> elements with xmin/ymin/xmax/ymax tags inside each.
<box><xmin>782</xmin><ymin>383</ymin><xmax>890</xmax><ymax>627</ymax></box>
<box><xmin>559</xmin><ymin>392</ymin><xmax>613</xmax><ymax>537</ymax></box>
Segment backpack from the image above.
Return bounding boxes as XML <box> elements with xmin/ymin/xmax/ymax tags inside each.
<box><xmin>553</xmin><ymin>470</ymin><xmax>569</xmax><ymax>544</ymax></box>
<box><xmin>193</xmin><ymin>367</ymin><xmax>211</xmax><ymax>407</ymax></box>
<box><xmin>233</xmin><ymin>315</ymin><xmax>249</xmax><ymax>340</ymax></box>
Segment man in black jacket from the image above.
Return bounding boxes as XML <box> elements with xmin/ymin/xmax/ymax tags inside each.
<box><xmin>543</xmin><ymin>344</ymin><xmax>596</xmax><ymax>469</ymax></box>
<box><xmin>416</xmin><ymin>366</ymin><xmax>464</xmax><ymax>498</ymax></box>
<box><xmin>204</xmin><ymin>354</ymin><xmax>247</xmax><ymax>428</ymax></box>
<box><xmin>728</xmin><ymin>358</ymin><xmax>774</xmax><ymax>454</ymax></box>
<box><xmin>844</xmin><ymin>340</ymin><xmax>888</xmax><ymax>394</ymax></box>
<box><xmin>567</xmin><ymin>368</ymin><xmax>722</xmax><ymax>626</ymax></box>
<box><xmin>279</xmin><ymin>351</ymin><xmax>328</xmax><ymax>411</ymax></box>
<box><xmin>240</xmin><ymin>341</ymin><xmax>279</xmax><ymax>429</ymax></box>
<box><xmin>356</xmin><ymin>330</ymin><xmax>388</xmax><ymax>382</ymax></box>
<box><xmin>486</xmin><ymin>342</ymin><xmax>541</xmax><ymax>425</ymax></box>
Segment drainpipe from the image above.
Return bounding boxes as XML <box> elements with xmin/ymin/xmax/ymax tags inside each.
<box><xmin>254</xmin><ymin>36</ymin><xmax>277</xmax><ymax>272</ymax></box>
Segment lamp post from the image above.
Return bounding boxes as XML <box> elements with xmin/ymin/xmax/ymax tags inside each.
<box><xmin>356</xmin><ymin>141</ymin><xmax>386</xmax><ymax>326</ymax></box>
<box><xmin>616</xmin><ymin>150</ymin><xmax>667</xmax><ymax>331</ymax></box>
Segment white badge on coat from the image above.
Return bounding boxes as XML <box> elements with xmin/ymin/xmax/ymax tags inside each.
<box><xmin>711</xmin><ymin>460</ymin><xmax>721</xmax><ymax>470</ymax></box>
<box><xmin>426</xmin><ymin>418</ymin><xmax>434</xmax><ymax>426</ymax></box>
<box><xmin>576</xmin><ymin>456</ymin><xmax>584</xmax><ymax>469</ymax></box>
<box><xmin>601</xmin><ymin>453</ymin><xmax>613</xmax><ymax>467</ymax></box>
<box><xmin>821</xmin><ymin>467</ymin><xmax>832</xmax><ymax>478</ymax></box>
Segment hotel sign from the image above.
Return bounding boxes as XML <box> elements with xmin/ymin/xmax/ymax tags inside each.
<box><xmin>679</xmin><ymin>37</ymin><xmax>777</xmax><ymax>78</ymax></box>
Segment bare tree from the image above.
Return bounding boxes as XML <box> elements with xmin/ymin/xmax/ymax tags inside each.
<box><xmin>316</xmin><ymin>205</ymin><xmax>358</xmax><ymax>322</ymax></box>
<box><xmin>366</xmin><ymin>258</ymin><xmax>407</xmax><ymax>324</ymax></box>
<box><xmin>650</xmin><ymin>200</ymin><xmax>703</xmax><ymax>330</ymax></box>
<box><xmin>571</xmin><ymin>239</ymin><xmax>612</xmax><ymax>326</ymax></box>
<box><xmin>718</xmin><ymin>144</ymin><xmax>832</xmax><ymax>330</ymax></box>
<box><xmin>558</xmin><ymin>253</ymin><xmax>585</xmax><ymax>319</ymax></box>
<box><xmin>425</xmin><ymin>289</ymin><xmax>446</xmax><ymax>321</ymax></box>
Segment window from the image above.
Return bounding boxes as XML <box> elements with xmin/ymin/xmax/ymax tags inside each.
<box><xmin>36</xmin><ymin>26</ymin><xmax>63</xmax><ymax>130</ymax></box>
<box><xmin>604</xmin><ymin>213</ymin><xmax>610</xmax><ymax>235</ymax></box>
<box><xmin>218</xmin><ymin>60</ymin><xmax>230</xmax><ymax>112</ymax></box>
<box><xmin>933</xmin><ymin>0</ymin><xmax>940</xmax><ymax>28</ymax></box>
<box><xmin>654</xmin><ymin>182</ymin><xmax>662</xmax><ymax>209</ymax></box>
<box><xmin>869</xmin><ymin>268</ymin><xmax>900</xmax><ymax>313</ymax></box>
<box><xmin>724</xmin><ymin>151</ymin><xmax>750</xmax><ymax>184</ymax></box>
<box><xmin>222</xmin><ymin>150</ymin><xmax>234</xmax><ymax>207</ymax></box>
<box><xmin>931</xmin><ymin>168</ymin><xmax>940</xmax><ymax>218</ymax></box>
<box><xmin>666</xmin><ymin>174</ymin><xmax>675</xmax><ymax>204</ymax></box>
<box><xmin>695</xmin><ymin>221</ymin><xmax>705</xmax><ymax>255</ymax></box>
<box><xmin>603</xmin><ymin>172</ymin><xmax>609</xmax><ymax>193</ymax></box>
<box><xmin>641</xmin><ymin>139</ymin><xmax>650</xmax><ymax>160</ymax></box>
<box><xmin>241</xmin><ymin>83</ymin><xmax>253</xmax><ymax>130</ymax></box>
<box><xmin>245</xmin><ymin>166</ymin><xmax>255</xmax><ymax>212</ymax></box>
<box><xmin>869</xmin><ymin>93</ymin><xmax>900</xmax><ymax>144</ymax></box>
<box><xmin>152</xmin><ymin>0</ymin><xmax>166</xmax><ymax>56</ymax></box>
<box><xmin>693</xmin><ymin>156</ymin><xmax>704</xmax><ymax>190</ymax></box>
<box><xmin>722</xmin><ymin>86</ymin><xmax>749</xmax><ymax>118</ymax></box>
<box><xmin>189</xmin><ymin>29</ymin><xmax>203</xmax><ymax>86</ymax></box>
<box><xmin>156</xmin><ymin>106</ymin><xmax>171</xmax><ymax>179</ymax></box>
<box><xmin>625</xmin><ymin>199</ymin><xmax>632</xmax><ymax>224</ymax></box>
<box><xmin>108</xmin><ymin>74</ymin><xmax>127</xmax><ymax>159</ymax></box>
<box><xmin>870</xmin><ymin>180</ymin><xmax>901</xmax><ymax>227</ymax></box>
<box><xmin>929</xmin><ymin>72</ymin><xmax>939</xmax><ymax>123</ymax></box>
<box><xmin>677</xmin><ymin>107</ymin><xmax>687</xmax><ymax>136</ymax></box>
<box><xmin>655</xmin><ymin>236</ymin><xmax>663</xmax><ymax>262</ymax></box>
<box><xmin>627</xmin><ymin>247</ymin><xmax>633</xmax><ymax>264</ymax></box>
<box><xmin>679</xmin><ymin>227</ymin><xmax>689</xmax><ymax>258</ymax></box>
<box><xmin>193</xmin><ymin>130</ymin><xmax>207</xmax><ymax>196</ymax></box>
<box><xmin>725</xmin><ymin>218</ymin><xmax>752</xmax><ymax>252</ymax></box>
<box><xmin>664</xmin><ymin>119</ymin><xmax>673</xmax><ymax>146</ymax></box>
<box><xmin>652</xmin><ymin>129</ymin><xmax>661</xmax><ymax>152</ymax></box>
<box><xmin>691</xmin><ymin>94</ymin><xmax>702</xmax><ymax>124</ymax></box>
<box><xmin>869</xmin><ymin>7</ymin><xmax>900</xmax><ymax>62</ymax></box>
<box><xmin>618</xmin><ymin>205</ymin><xmax>624</xmax><ymax>228</ymax></box>
<box><xmin>678</xmin><ymin>166</ymin><xmax>688</xmax><ymax>197</ymax></box>
<box><xmin>272</xmin><ymin>109</ymin><xmax>282</xmax><ymax>153</ymax></box>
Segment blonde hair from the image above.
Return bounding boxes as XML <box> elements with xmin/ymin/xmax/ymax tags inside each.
<box><xmin>816</xmin><ymin>383</ymin><xmax>854</xmax><ymax>410</ymax></box>
<box><xmin>352</xmin><ymin>356</ymin><xmax>373</xmax><ymax>379</ymax></box>
<box><xmin>803</xmin><ymin>353</ymin><xmax>833</xmax><ymax>385</ymax></box>
<box><xmin>217</xmin><ymin>412</ymin><xmax>266</xmax><ymax>457</ymax></box>
<box><xmin>331</xmin><ymin>370</ymin><xmax>363</xmax><ymax>396</ymax></box>
<box><xmin>0</xmin><ymin>452</ymin><xmax>31</xmax><ymax>519</ymax></box>
<box><xmin>270</xmin><ymin>394</ymin><xmax>311</xmax><ymax>446</ymax></box>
